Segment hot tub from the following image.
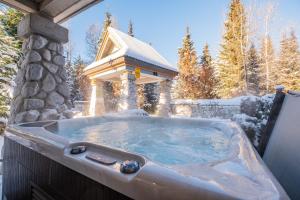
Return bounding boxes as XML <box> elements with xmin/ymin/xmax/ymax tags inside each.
<box><xmin>3</xmin><ymin>116</ymin><xmax>288</xmax><ymax>200</ymax></box>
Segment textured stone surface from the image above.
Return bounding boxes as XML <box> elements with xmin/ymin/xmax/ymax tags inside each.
<box><xmin>24</xmin><ymin>99</ymin><xmax>44</xmax><ymax>110</ymax></box>
<box><xmin>47</xmin><ymin>91</ymin><xmax>64</xmax><ymax>106</ymax></box>
<box><xmin>43</xmin><ymin>61</ymin><xmax>58</xmax><ymax>74</ymax></box>
<box><xmin>18</xmin><ymin>14</ymin><xmax>68</xmax><ymax>43</ymax></box>
<box><xmin>13</xmin><ymin>68</ymin><xmax>25</xmax><ymax>97</ymax></box>
<box><xmin>29</xmin><ymin>35</ymin><xmax>48</xmax><ymax>49</ymax></box>
<box><xmin>28</xmin><ymin>50</ymin><xmax>41</xmax><ymax>62</ymax></box>
<box><xmin>24</xmin><ymin>110</ymin><xmax>40</xmax><ymax>122</ymax></box>
<box><xmin>56</xmin><ymin>104</ymin><xmax>68</xmax><ymax>113</ymax></box>
<box><xmin>15</xmin><ymin>112</ymin><xmax>26</xmax><ymax>123</ymax></box>
<box><xmin>58</xmin><ymin>68</ymin><xmax>67</xmax><ymax>80</ymax></box>
<box><xmin>118</xmin><ymin>72</ymin><xmax>137</xmax><ymax>111</ymax></box>
<box><xmin>53</xmin><ymin>55</ymin><xmax>65</xmax><ymax>66</ymax></box>
<box><xmin>157</xmin><ymin>80</ymin><xmax>172</xmax><ymax>117</ymax></box>
<box><xmin>25</xmin><ymin>64</ymin><xmax>43</xmax><ymax>81</ymax></box>
<box><xmin>40</xmin><ymin>109</ymin><xmax>58</xmax><ymax>121</ymax></box>
<box><xmin>54</xmin><ymin>75</ymin><xmax>62</xmax><ymax>83</ymax></box>
<box><xmin>47</xmin><ymin>42</ymin><xmax>58</xmax><ymax>51</ymax></box>
<box><xmin>36</xmin><ymin>91</ymin><xmax>47</xmax><ymax>99</ymax></box>
<box><xmin>12</xmin><ymin>95</ymin><xmax>23</xmax><ymax>115</ymax></box>
<box><xmin>42</xmin><ymin>74</ymin><xmax>56</xmax><ymax>92</ymax></box>
<box><xmin>57</xmin><ymin>82</ymin><xmax>70</xmax><ymax>97</ymax></box>
<box><xmin>42</xmin><ymin>49</ymin><xmax>51</xmax><ymax>61</ymax></box>
<box><xmin>57</xmin><ymin>44</ymin><xmax>64</xmax><ymax>55</ymax></box>
<box><xmin>63</xmin><ymin>110</ymin><xmax>73</xmax><ymax>119</ymax></box>
<box><xmin>21</xmin><ymin>82</ymin><xmax>39</xmax><ymax>97</ymax></box>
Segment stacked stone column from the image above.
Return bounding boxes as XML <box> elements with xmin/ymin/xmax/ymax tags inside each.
<box><xmin>157</xmin><ymin>79</ymin><xmax>172</xmax><ymax>117</ymax></box>
<box><xmin>9</xmin><ymin>14</ymin><xmax>72</xmax><ymax>124</ymax></box>
<box><xmin>118</xmin><ymin>71</ymin><xmax>137</xmax><ymax>111</ymax></box>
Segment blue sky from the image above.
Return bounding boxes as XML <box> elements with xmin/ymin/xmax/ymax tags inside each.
<box><xmin>65</xmin><ymin>0</ymin><xmax>300</xmax><ymax>66</ymax></box>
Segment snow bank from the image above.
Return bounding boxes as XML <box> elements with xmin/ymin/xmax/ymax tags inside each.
<box><xmin>172</xmin><ymin>96</ymin><xmax>258</xmax><ymax>106</ymax></box>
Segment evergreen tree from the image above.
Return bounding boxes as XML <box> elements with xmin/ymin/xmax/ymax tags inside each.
<box><xmin>0</xmin><ymin>8</ymin><xmax>22</xmax><ymax>118</ymax></box>
<box><xmin>128</xmin><ymin>20</ymin><xmax>134</xmax><ymax>37</ymax></box>
<box><xmin>0</xmin><ymin>23</ymin><xmax>19</xmax><ymax>117</ymax></box>
<box><xmin>71</xmin><ymin>56</ymin><xmax>90</xmax><ymax>102</ymax></box>
<box><xmin>278</xmin><ymin>30</ymin><xmax>300</xmax><ymax>91</ymax></box>
<box><xmin>259</xmin><ymin>35</ymin><xmax>276</xmax><ymax>94</ymax></box>
<box><xmin>246</xmin><ymin>44</ymin><xmax>260</xmax><ymax>95</ymax></box>
<box><xmin>199</xmin><ymin>44</ymin><xmax>218</xmax><ymax>98</ymax></box>
<box><xmin>217</xmin><ymin>0</ymin><xmax>248</xmax><ymax>98</ymax></box>
<box><xmin>98</xmin><ymin>12</ymin><xmax>112</xmax><ymax>48</ymax></box>
<box><xmin>175</xmin><ymin>27</ymin><xmax>201</xmax><ymax>99</ymax></box>
<box><xmin>0</xmin><ymin>7</ymin><xmax>23</xmax><ymax>48</ymax></box>
<box><xmin>143</xmin><ymin>83</ymin><xmax>159</xmax><ymax>113</ymax></box>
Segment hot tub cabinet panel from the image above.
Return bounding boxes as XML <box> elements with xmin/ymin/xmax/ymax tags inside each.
<box><xmin>3</xmin><ymin>117</ymin><xmax>289</xmax><ymax>200</ymax></box>
<box><xmin>3</xmin><ymin>137</ymin><xmax>132</xmax><ymax>200</ymax></box>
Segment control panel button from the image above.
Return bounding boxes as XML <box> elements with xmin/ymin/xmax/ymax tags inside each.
<box><xmin>70</xmin><ymin>146</ymin><xmax>87</xmax><ymax>154</ymax></box>
<box><xmin>120</xmin><ymin>160</ymin><xmax>140</xmax><ymax>174</ymax></box>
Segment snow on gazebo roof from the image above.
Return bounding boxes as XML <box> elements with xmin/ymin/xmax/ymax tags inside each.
<box><xmin>84</xmin><ymin>27</ymin><xmax>177</xmax><ymax>72</ymax></box>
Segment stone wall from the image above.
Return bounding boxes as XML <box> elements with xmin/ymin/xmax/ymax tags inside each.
<box><xmin>10</xmin><ymin>34</ymin><xmax>72</xmax><ymax>123</ymax></box>
<box><xmin>171</xmin><ymin>98</ymin><xmax>243</xmax><ymax>118</ymax></box>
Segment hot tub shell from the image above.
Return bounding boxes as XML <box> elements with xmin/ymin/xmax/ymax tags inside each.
<box><xmin>3</xmin><ymin>116</ymin><xmax>289</xmax><ymax>200</ymax></box>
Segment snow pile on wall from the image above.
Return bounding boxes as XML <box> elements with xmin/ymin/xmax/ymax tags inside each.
<box><xmin>171</xmin><ymin>96</ymin><xmax>248</xmax><ymax>118</ymax></box>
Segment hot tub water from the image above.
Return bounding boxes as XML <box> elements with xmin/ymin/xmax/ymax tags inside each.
<box><xmin>54</xmin><ymin>119</ymin><xmax>232</xmax><ymax>165</ymax></box>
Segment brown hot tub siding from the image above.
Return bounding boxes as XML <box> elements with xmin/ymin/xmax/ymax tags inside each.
<box><xmin>2</xmin><ymin>136</ymin><xmax>132</xmax><ymax>200</ymax></box>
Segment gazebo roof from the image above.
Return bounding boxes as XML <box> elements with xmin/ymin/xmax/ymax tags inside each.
<box><xmin>85</xmin><ymin>27</ymin><xmax>177</xmax><ymax>72</ymax></box>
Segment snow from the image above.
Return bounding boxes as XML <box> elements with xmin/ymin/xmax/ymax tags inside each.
<box><xmin>85</xmin><ymin>27</ymin><xmax>177</xmax><ymax>72</ymax></box>
<box><xmin>275</xmin><ymin>85</ymin><xmax>285</xmax><ymax>90</ymax></box>
<box><xmin>172</xmin><ymin>96</ymin><xmax>257</xmax><ymax>106</ymax></box>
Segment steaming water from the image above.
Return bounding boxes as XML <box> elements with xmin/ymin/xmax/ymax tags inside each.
<box><xmin>55</xmin><ymin>120</ymin><xmax>232</xmax><ymax>165</ymax></box>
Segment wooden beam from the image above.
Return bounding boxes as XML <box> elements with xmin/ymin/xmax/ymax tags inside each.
<box><xmin>0</xmin><ymin>0</ymin><xmax>37</xmax><ymax>13</ymax></box>
<box><xmin>54</xmin><ymin>0</ymin><xmax>103</xmax><ymax>23</ymax></box>
<box><xmin>39</xmin><ymin>0</ymin><xmax>103</xmax><ymax>23</ymax></box>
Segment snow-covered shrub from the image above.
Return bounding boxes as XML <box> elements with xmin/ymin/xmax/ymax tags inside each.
<box><xmin>232</xmin><ymin>113</ymin><xmax>259</xmax><ymax>144</ymax></box>
<box><xmin>232</xmin><ymin>94</ymin><xmax>274</xmax><ymax>149</ymax></box>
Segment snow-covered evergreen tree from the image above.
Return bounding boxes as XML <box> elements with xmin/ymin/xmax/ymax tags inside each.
<box><xmin>0</xmin><ymin>23</ymin><xmax>19</xmax><ymax>117</ymax></box>
<box><xmin>0</xmin><ymin>8</ymin><xmax>22</xmax><ymax>118</ymax></box>
<box><xmin>217</xmin><ymin>0</ymin><xmax>248</xmax><ymax>98</ymax></box>
<box><xmin>143</xmin><ymin>83</ymin><xmax>159</xmax><ymax>113</ymax></box>
<box><xmin>246</xmin><ymin>44</ymin><xmax>260</xmax><ymax>95</ymax></box>
<box><xmin>0</xmin><ymin>7</ymin><xmax>23</xmax><ymax>48</ymax></box>
<box><xmin>259</xmin><ymin>35</ymin><xmax>276</xmax><ymax>94</ymax></box>
<box><xmin>175</xmin><ymin>27</ymin><xmax>201</xmax><ymax>99</ymax></box>
<box><xmin>199</xmin><ymin>44</ymin><xmax>218</xmax><ymax>98</ymax></box>
<box><xmin>70</xmin><ymin>56</ymin><xmax>90</xmax><ymax>102</ymax></box>
<box><xmin>278</xmin><ymin>30</ymin><xmax>300</xmax><ymax>91</ymax></box>
<box><xmin>98</xmin><ymin>12</ymin><xmax>112</xmax><ymax>49</ymax></box>
<box><xmin>128</xmin><ymin>20</ymin><xmax>134</xmax><ymax>37</ymax></box>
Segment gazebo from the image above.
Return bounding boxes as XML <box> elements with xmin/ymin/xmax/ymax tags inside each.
<box><xmin>84</xmin><ymin>27</ymin><xmax>178</xmax><ymax>116</ymax></box>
